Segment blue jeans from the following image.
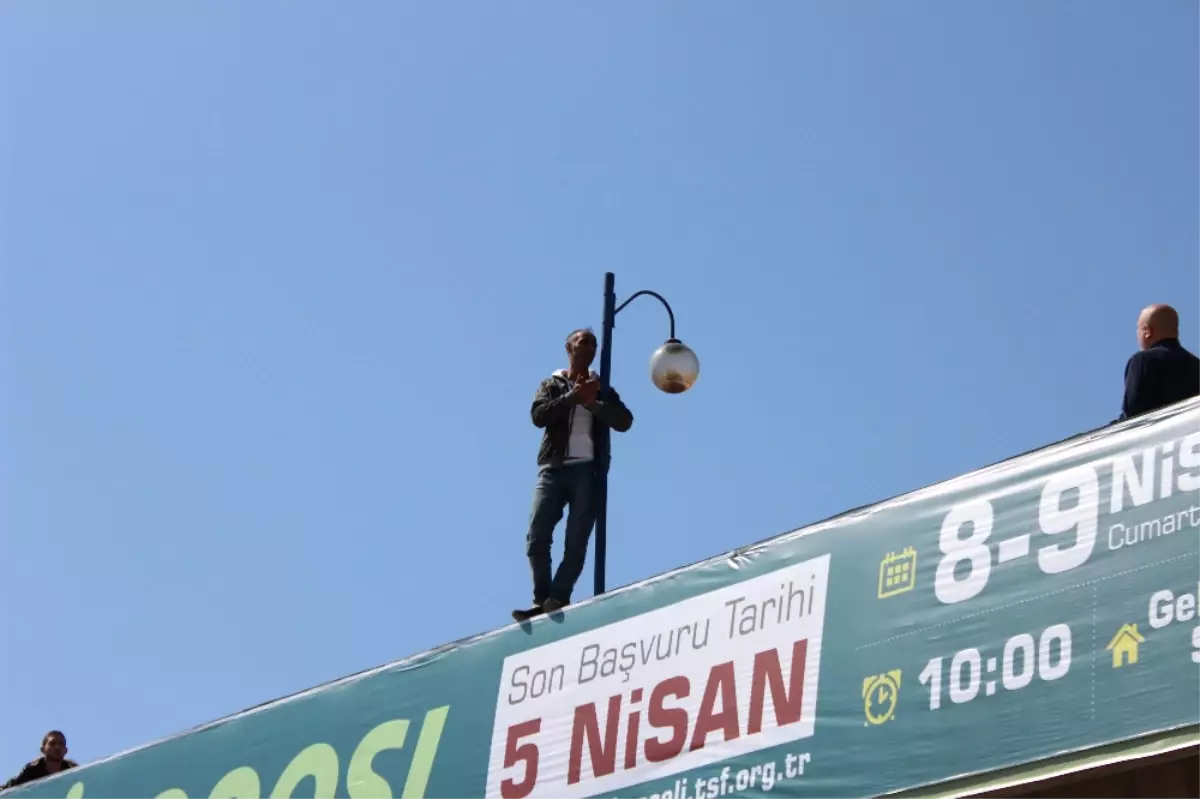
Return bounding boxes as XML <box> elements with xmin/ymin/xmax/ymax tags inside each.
<box><xmin>525</xmin><ymin>461</ymin><xmax>597</xmax><ymax>605</ymax></box>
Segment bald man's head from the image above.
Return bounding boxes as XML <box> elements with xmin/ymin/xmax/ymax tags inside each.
<box><xmin>1137</xmin><ymin>304</ymin><xmax>1180</xmax><ymax>350</ymax></box>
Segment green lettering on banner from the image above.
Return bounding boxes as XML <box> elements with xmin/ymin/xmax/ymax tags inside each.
<box><xmin>209</xmin><ymin>766</ymin><xmax>260</xmax><ymax>799</ymax></box>
<box><xmin>402</xmin><ymin>707</ymin><xmax>449</xmax><ymax>799</ymax></box>
<box><xmin>65</xmin><ymin>785</ymin><xmax>84</xmax><ymax>799</ymax></box>
<box><xmin>155</xmin><ymin>790</ymin><xmax>188</xmax><ymax>798</ymax></box>
<box><xmin>347</xmin><ymin>719</ymin><xmax>410</xmax><ymax>799</ymax></box>
<box><xmin>270</xmin><ymin>743</ymin><xmax>338</xmax><ymax>798</ymax></box>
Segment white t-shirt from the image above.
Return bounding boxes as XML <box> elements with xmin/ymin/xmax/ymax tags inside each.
<box><xmin>557</xmin><ymin>369</ymin><xmax>597</xmax><ymax>463</ymax></box>
<box><xmin>565</xmin><ymin>403</ymin><xmax>594</xmax><ymax>462</ymax></box>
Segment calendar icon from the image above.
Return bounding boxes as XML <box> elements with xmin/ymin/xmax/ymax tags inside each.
<box><xmin>878</xmin><ymin>547</ymin><xmax>917</xmax><ymax>598</ymax></box>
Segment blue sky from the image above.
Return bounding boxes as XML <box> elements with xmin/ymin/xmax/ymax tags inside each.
<box><xmin>1</xmin><ymin>0</ymin><xmax>1196</xmax><ymax>770</ymax></box>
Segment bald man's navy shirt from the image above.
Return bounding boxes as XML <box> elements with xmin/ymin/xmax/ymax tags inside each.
<box><xmin>1120</xmin><ymin>338</ymin><xmax>1200</xmax><ymax>421</ymax></box>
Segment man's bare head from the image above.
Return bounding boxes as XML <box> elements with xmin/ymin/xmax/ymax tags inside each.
<box><xmin>41</xmin><ymin>731</ymin><xmax>67</xmax><ymax>764</ymax></box>
<box><xmin>565</xmin><ymin>328</ymin><xmax>597</xmax><ymax>372</ymax></box>
<box><xmin>1137</xmin><ymin>304</ymin><xmax>1180</xmax><ymax>350</ymax></box>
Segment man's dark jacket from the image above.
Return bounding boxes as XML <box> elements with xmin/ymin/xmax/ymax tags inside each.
<box><xmin>1</xmin><ymin>758</ymin><xmax>77</xmax><ymax>791</ymax></box>
<box><xmin>1120</xmin><ymin>338</ymin><xmax>1200</xmax><ymax>421</ymax></box>
<box><xmin>531</xmin><ymin>371</ymin><xmax>633</xmax><ymax>469</ymax></box>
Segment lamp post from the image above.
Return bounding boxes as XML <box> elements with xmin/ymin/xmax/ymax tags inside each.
<box><xmin>594</xmin><ymin>271</ymin><xmax>699</xmax><ymax>596</ymax></box>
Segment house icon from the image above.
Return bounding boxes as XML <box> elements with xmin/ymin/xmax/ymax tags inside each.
<box><xmin>1106</xmin><ymin>623</ymin><xmax>1145</xmax><ymax>668</ymax></box>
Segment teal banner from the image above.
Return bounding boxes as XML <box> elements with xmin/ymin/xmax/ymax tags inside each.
<box><xmin>6</xmin><ymin>400</ymin><xmax>1199</xmax><ymax>799</ymax></box>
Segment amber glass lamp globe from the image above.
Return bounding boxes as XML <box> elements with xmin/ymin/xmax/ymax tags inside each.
<box><xmin>649</xmin><ymin>338</ymin><xmax>700</xmax><ymax>394</ymax></box>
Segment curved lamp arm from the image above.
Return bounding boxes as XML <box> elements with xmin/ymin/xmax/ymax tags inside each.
<box><xmin>614</xmin><ymin>290</ymin><xmax>677</xmax><ymax>340</ymax></box>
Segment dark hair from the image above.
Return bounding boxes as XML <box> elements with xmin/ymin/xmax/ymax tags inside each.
<box><xmin>42</xmin><ymin>731</ymin><xmax>65</xmax><ymax>747</ymax></box>
<box><xmin>566</xmin><ymin>328</ymin><xmax>597</xmax><ymax>350</ymax></box>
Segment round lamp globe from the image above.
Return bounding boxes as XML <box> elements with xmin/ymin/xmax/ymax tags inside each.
<box><xmin>649</xmin><ymin>339</ymin><xmax>699</xmax><ymax>394</ymax></box>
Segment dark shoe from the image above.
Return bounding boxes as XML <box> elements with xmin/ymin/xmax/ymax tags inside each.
<box><xmin>512</xmin><ymin>605</ymin><xmax>545</xmax><ymax>623</ymax></box>
<box><xmin>542</xmin><ymin>598</ymin><xmax>568</xmax><ymax>613</ymax></box>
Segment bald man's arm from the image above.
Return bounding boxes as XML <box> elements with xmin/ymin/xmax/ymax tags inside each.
<box><xmin>1119</xmin><ymin>352</ymin><xmax>1150</xmax><ymax>421</ymax></box>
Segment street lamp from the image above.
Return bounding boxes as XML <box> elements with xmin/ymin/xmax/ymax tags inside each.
<box><xmin>594</xmin><ymin>271</ymin><xmax>699</xmax><ymax>596</ymax></box>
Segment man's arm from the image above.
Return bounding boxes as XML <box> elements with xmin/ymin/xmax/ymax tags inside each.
<box><xmin>1120</xmin><ymin>352</ymin><xmax>1148</xmax><ymax>421</ymax></box>
<box><xmin>2</xmin><ymin>764</ymin><xmax>40</xmax><ymax>791</ymax></box>
<box><xmin>588</xmin><ymin>386</ymin><xmax>634</xmax><ymax>433</ymax></box>
<box><xmin>531</xmin><ymin>378</ymin><xmax>579</xmax><ymax>428</ymax></box>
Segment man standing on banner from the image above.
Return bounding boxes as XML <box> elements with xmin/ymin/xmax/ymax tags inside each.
<box><xmin>1118</xmin><ymin>303</ymin><xmax>1199</xmax><ymax>421</ymax></box>
<box><xmin>514</xmin><ymin>328</ymin><xmax>633</xmax><ymax>622</ymax></box>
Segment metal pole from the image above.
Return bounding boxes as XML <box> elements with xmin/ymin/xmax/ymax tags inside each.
<box><xmin>594</xmin><ymin>272</ymin><xmax>616</xmax><ymax>597</ymax></box>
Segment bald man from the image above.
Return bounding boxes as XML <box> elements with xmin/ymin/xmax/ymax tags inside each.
<box><xmin>1119</xmin><ymin>304</ymin><xmax>1199</xmax><ymax>421</ymax></box>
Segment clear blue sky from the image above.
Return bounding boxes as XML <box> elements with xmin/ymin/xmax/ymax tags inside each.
<box><xmin>1</xmin><ymin>0</ymin><xmax>1196</xmax><ymax>771</ymax></box>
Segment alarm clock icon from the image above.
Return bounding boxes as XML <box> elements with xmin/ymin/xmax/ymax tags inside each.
<box><xmin>863</xmin><ymin>670</ymin><xmax>902</xmax><ymax>726</ymax></box>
